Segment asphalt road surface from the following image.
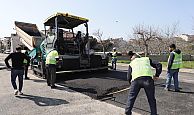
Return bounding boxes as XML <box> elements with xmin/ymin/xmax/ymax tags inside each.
<box><xmin>56</xmin><ymin>67</ymin><xmax>194</xmax><ymax>115</ymax></box>
<box><xmin>1</xmin><ymin>53</ymin><xmax>193</xmax><ymax>115</ymax></box>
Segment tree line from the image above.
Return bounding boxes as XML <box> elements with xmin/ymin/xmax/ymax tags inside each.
<box><xmin>91</xmin><ymin>24</ymin><xmax>194</xmax><ymax>56</ymax></box>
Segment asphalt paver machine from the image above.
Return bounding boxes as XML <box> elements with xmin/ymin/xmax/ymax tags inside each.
<box><xmin>15</xmin><ymin>12</ymin><xmax>109</xmax><ymax>78</ymax></box>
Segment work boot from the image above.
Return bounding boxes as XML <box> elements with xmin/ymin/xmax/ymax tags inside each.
<box><xmin>18</xmin><ymin>91</ymin><xmax>23</xmax><ymax>95</ymax></box>
<box><xmin>25</xmin><ymin>77</ymin><xmax>30</xmax><ymax>80</ymax></box>
<box><xmin>164</xmin><ymin>87</ymin><xmax>170</xmax><ymax>91</ymax></box>
<box><xmin>175</xmin><ymin>89</ymin><xmax>180</xmax><ymax>92</ymax></box>
<box><xmin>14</xmin><ymin>90</ymin><xmax>18</xmax><ymax>95</ymax></box>
<box><xmin>51</xmin><ymin>85</ymin><xmax>57</xmax><ymax>89</ymax></box>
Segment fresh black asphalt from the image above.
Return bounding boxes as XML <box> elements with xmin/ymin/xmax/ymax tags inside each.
<box><xmin>56</xmin><ymin>70</ymin><xmax>194</xmax><ymax>115</ymax></box>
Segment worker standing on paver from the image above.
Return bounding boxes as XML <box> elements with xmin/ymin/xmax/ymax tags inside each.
<box><xmin>45</xmin><ymin>49</ymin><xmax>59</xmax><ymax>89</ymax></box>
<box><xmin>4</xmin><ymin>46</ymin><xmax>30</xmax><ymax>95</ymax></box>
<box><xmin>111</xmin><ymin>47</ymin><xmax>118</xmax><ymax>70</ymax></box>
<box><xmin>165</xmin><ymin>44</ymin><xmax>182</xmax><ymax>92</ymax></box>
<box><xmin>125</xmin><ymin>51</ymin><xmax>162</xmax><ymax>115</ymax></box>
<box><xmin>76</xmin><ymin>31</ymin><xmax>82</xmax><ymax>53</ymax></box>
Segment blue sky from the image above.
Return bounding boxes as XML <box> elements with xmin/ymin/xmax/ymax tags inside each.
<box><xmin>0</xmin><ymin>0</ymin><xmax>194</xmax><ymax>39</ymax></box>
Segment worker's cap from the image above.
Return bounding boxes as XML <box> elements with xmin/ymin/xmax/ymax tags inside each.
<box><xmin>16</xmin><ymin>46</ymin><xmax>22</xmax><ymax>51</ymax></box>
<box><xmin>128</xmin><ymin>51</ymin><xmax>135</xmax><ymax>56</ymax></box>
<box><xmin>169</xmin><ymin>44</ymin><xmax>176</xmax><ymax>49</ymax></box>
<box><xmin>128</xmin><ymin>51</ymin><xmax>141</xmax><ymax>58</ymax></box>
<box><xmin>113</xmin><ymin>47</ymin><xmax>116</xmax><ymax>50</ymax></box>
<box><xmin>24</xmin><ymin>47</ymin><xmax>28</xmax><ymax>50</ymax></box>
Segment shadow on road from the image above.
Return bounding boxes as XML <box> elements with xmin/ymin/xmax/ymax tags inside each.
<box><xmin>16</xmin><ymin>94</ymin><xmax>69</xmax><ymax>106</ymax></box>
<box><xmin>31</xmin><ymin>79</ymin><xmax>46</xmax><ymax>83</ymax></box>
<box><xmin>170</xmin><ymin>90</ymin><xmax>194</xmax><ymax>94</ymax></box>
<box><xmin>155</xmin><ymin>79</ymin><xmax>194</xmax><ymax>94</ymax></box>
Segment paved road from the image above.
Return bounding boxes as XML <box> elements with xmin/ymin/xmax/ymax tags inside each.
<box><xmin>56</xmin><ymin>67</ymin><xmax>194</xmax><ymax>115</ymax></box>
<box><xmin>1</xmin><ymin>53</ymin><xmax>194</xmax><ymax>115</ymax></box>
<box><xmin>0</xmin><ymin>69</ymin><xmax>133</xmax><ymax>115</ymax></box>
<box><xmin>0</xmin><ymin>53</ymin><xmax>137</xmax><ymax>115</ymax></box>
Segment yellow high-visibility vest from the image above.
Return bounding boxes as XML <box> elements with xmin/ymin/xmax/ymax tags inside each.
<box><xmin>168</xmin><ymin>52</ymin><xmax>182</xmax><ymax>69</ymax></box>
<box><xmin>112</xmin><ymin>51</ymin><xmax>117</xmax><ymax>59</ymax></box>
<box><xmin>23</xmin><ymin>59</ymin><xmax>27</xmax><ymax>64</ymax></box>
<box><xmin>46</xmin><ymin>50</ymin><xmax>59</xmax><ymax>65</ymax></box>
<box><xmin>130</xmin><ymin>57</ymin><xmax>153</xmax><ymax>81</ymax></box>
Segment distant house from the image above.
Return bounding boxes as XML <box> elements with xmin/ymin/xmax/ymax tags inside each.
<box><xmin>178</xmin><ymin>34</ymin><xmax>194</xmax><ymax>42</ymax></box>
<box><xmin>2</xmin><ymin>37</ymin><xmax>11</xmax><ymax>51</ymax></box>
<box><xmin>10</xmin><ymin>34</ymin><xmax>23</xmax><ymax>52</ymax></box>
<box><xmin>0</xmin><ymin>38</ymin><xmax>4</xmax><ymax>52</ymax></box>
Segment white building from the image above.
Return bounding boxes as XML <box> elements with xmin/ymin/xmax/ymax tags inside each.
<box><xmin>10</xmin><ymin>34</ymin><xmax>23</xmax><ymax>52</ymax></box>
<box><xmin>2</xmin><ymin>37</ymin><xmax>11</xmax><ymax>51</ymax></box>
<box><xmin>179</xmin><ymin>34</ymin><xmax>194</xmax><ymax>42</ymax></box>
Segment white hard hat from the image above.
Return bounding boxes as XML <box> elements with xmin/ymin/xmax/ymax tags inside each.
<box><xmin>113</xmin><ymin>47</ymin><xmax>116</xmax><ymax>50</ymax></box>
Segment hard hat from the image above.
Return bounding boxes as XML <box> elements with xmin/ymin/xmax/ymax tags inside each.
<box><xmin>113</xmin><ymin>47</ymin><xmax>116</xmax><ymax>50</ymax></box>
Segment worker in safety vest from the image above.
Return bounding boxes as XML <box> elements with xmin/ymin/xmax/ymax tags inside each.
<box><xmin>46</xmin><ymin>49</ymin><xmax>59</xmax><ymax>89</ymax></box>
<box><xmin>125</xmin><ymin>51</ymin><xmax>162</xmax><ymax>115</ymax></box>
<box><xmin>111</xmin><ymin>47</ymin><xmax>118</xmax><ymax>70</ymax></box>
<box><xmin>23</xmin><ymin>47</ymin><xmax>30</xmax><ymax>80</ymax></box>
<box><xmin>165</xmin><ymin>44</ymin><xmax>182</xmax><ymax>92</ymax></box>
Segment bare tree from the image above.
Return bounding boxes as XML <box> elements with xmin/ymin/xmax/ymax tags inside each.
<box><xmin>147</xmin><ymin>23</ymin><xmax>180</xmax><ymax>55</ymax></box>
<box><xmin>128</xmin><ymin>23</ymin><xmax>183</xmax><ymax>55</ymax></box>
<box><xmin>93</xmin><ymin>29</ymin><xmax>105</xmax><ymax>53</ymax></box>
<box><xmin>111</xmin><ymin>38</ymin><xmax>131</xmax><ymax>53</ymax></box>
<box><xmin>161</xmin><ymin>22</ymin><xmax>180</xmax><ymax>53</ymax></box>
<box><xmin>133</xmin><ymin>24</ymin><xmax>159</xmax><ymax>56</ymax></box>
<box><xmin>164</xmin><ymin>23</ymin><xmax>179</xmax><ymax>39</ymax></box>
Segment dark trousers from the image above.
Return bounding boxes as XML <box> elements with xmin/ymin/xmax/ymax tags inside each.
<box><xmin>166</xmin><ymin>69</ymin><xmax>179</xmax><ymax>90</ymax></box>
<box><xmin>46</xmin><ymin>64</ymin><xmax>56</xmax><ymax>86</ymax></box>
<box><xmin>24</xmin><ymin>65</ymin><xmax>29</xmax><ymax>78</ymax></box>
<box><xmin>112</xmin><ymin>58</ymin><xmax>117</xmax><ymax>70</ymax></box>
<box><xmin>125</xmin><ymin>77</ymin><xmax>157</xmax><ymax>115</ymax></box>
<box><xmin>11</xmin><ymin>69</ymin><xmax>24</xmax><ymax>92</ymax></box>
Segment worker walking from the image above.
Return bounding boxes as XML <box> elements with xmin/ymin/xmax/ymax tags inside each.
<box><xmin>125</xmin><ymin>51</ymin><xmax>162</xmax><ymax>115</ymax></box>
<box><xmin>165</xmin><ymin>44</ymin><xmax>182</xmax><ymax>92</ymax></box>
<box><xmin>111</xmin><ymin>47</ymin><xmax>118</xmax><ymax>70</ymax></box>
<box><xmin>4</xmin><ymin>46</ymin><xmax>30</xmax><ymax>95</ymax></box>
<box><xmin>45</xmin><ymin>49</ymin><xmax>59</xmax><ymax>89</ymax></box>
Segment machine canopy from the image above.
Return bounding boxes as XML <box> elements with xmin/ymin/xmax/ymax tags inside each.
<box><xmin>44</xmin><ymin>12</ymin><xmax>89</xmax><ymax>29</ymax></box>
